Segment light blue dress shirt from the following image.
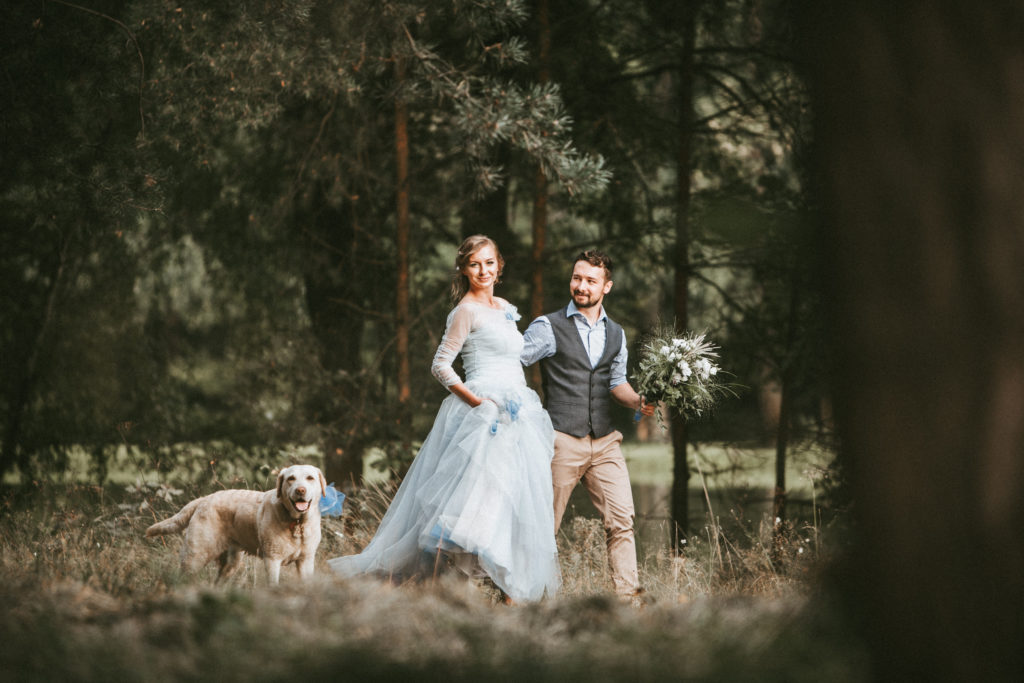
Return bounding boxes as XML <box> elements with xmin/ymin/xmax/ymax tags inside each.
<box><xmin>520</xmin><ymin>301</ymin><xmax>628</xmax><ymax>389</ymax></box>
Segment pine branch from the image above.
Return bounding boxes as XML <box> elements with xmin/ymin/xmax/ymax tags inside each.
<box><xmin>402</xmin><ymin>27</ymin><xmax>609</xmax><ymax>196</ymax></box>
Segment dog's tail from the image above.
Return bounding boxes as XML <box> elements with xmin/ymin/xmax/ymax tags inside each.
<box><xmin>145</xmin><ymin>498</ymin><xmax>203</xmax><ymax>537</ymax></box>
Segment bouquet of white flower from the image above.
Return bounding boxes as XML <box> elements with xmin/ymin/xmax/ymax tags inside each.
<box><xmin>632</xmin><ymin>327</ymin><xmax>735</xmax><ymax>424</ymax></box>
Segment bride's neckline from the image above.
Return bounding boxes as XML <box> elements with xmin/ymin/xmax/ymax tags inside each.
<box><xmin>460</xmin><ymin>297</ymin><xmax>505</xmax><ymax>311</ymax></box>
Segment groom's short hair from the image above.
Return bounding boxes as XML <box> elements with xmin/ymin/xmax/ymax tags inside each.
<box><xmin>575</xmin><ymin>250</ymin><xmax>613</xmax><ymax>280</ymax></box>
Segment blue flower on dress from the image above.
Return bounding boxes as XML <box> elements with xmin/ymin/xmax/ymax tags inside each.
<box><xmin>505</xmin><ymin>304</ymin><xmax>521</xmax><ymax>322</ymax></box>
<box><xmin>427</xmin><ymin>522</ymin><xmax>454</xmax><ymax>546</ymax></box>
<box><xmin>490</xmin><ymin>397</ymin><xmax>521</xmax><ymax>435</ymax></box>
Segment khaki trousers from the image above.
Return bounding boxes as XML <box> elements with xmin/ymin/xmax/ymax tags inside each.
<box><xmin>552</xmin><ymin>429</ymin><xmax>639</xmax><ymax>595</ymax></box>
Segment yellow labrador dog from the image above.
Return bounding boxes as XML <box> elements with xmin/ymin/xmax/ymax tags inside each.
<box><xmin>146</xmin><ymin>465</ymin><xmax>326</xmax><ymax>584</ymax></box>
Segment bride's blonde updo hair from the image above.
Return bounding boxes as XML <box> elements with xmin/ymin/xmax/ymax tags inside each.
<box><xmin>450</xmin><ymin>234</ymin><xmax>504</xmax><ymax>303</ymax></box>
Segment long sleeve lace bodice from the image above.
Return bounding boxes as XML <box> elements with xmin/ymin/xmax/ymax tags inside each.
<box><xmin>431</xmin><ymin>300</ymin><xmax>525</xmax><ymax>390</ymax></box>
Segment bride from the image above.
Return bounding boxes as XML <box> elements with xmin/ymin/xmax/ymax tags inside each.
<box><xmin>328</xmin><ymin>235</ymin><xmax>560</xmax><ymax>602</ymax></box>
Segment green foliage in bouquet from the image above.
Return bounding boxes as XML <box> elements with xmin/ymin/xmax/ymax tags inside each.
<box><xmin>632</xmin><ymin>326</ymin><xmax>737</xmax><ymax>425</ymax></box>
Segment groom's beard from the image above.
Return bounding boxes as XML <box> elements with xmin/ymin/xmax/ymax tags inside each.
<box><xmin>573</xmin><ymin>291</ymin><xmax>600</xmax><ymax>308</ymax></box>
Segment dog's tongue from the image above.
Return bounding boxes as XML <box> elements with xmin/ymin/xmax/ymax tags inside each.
<box><xmin>294</xmin><ymin>500</ymin><xmax>310</xmax><ymax>512</ymax></box>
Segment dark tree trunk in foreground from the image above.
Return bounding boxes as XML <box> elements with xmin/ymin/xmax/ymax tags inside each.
<box><xmin>670</xmin><ymin>0</ymin><xmax>698</xmax><ymax>550</ymax></box>
<box><xmin>803</xmin><ymin>2</ymin><xmax>1024</xmax><ymax>679</ymax></box>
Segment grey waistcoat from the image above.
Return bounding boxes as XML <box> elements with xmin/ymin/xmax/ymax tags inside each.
<box><xmin>540</xmin><ymin>306</ymin><xmax>624</xmax><ymax>438</ymax></box>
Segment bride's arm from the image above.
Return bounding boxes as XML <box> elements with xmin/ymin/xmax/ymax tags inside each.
<box><xmin>447</xmin><ymin>382</ymin><xmax>489</xmax><ymax>408</ymax></box>
<box><xmin>430</xmin><ymin>306</ymin><xmax>491</xmax><ymax>408</ymax></box>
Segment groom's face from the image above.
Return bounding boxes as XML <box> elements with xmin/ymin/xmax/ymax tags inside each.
<box><xmin>570</xmin><ymin>261</ymin><xmax>613</xmax><ymax>310</ymax></box>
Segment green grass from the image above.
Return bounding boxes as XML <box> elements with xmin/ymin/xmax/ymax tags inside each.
<box><xmin>623</xmin><ymin>441</ymin><xmax>834</xmax><ymax>496</ymax></box>
<box><xmin>8</xmin><ymin>440</ymin><xmax>835</xmax><ymax>500</ymax></box>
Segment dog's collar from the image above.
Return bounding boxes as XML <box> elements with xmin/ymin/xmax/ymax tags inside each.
<box><xmin>289</xmin><ymin>511</ymin><xmax>307</xmax><ymax>538</ymax></box>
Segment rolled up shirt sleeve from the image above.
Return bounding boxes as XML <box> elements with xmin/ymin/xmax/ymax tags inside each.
<box><xmin>609</xmin><ymin>332</ymin><xmax>629</xmax><ymax>389</ymax></box>
<box><xmin>520</xmin><ymin>315</ymin><xmax>556</xmax><ymax>366</ymax></box>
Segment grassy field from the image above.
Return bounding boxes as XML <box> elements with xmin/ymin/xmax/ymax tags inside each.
<box><xmin>623</xmin><ymin>440</ymin><xmax>834</xmax><ymax>495</ymax></box>
<box><xmin>0</xmin><ymin>443</ymin><xmax>865</xmax><ymax>681</ymax></box>
<box><xmin>6</xmin><ymin>439</ymin><xmax>835</xmax><ymax>499</ymax></box>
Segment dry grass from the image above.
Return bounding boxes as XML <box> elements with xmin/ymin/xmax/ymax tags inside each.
<box><xmin>0</xmin><ymin>478</ymin><xmax>867</xmax><ymax>682</ymax></box>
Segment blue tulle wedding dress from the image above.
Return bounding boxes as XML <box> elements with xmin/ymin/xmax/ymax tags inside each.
<box><xmin>328</xmin><ymin>300</ymin><xmax>560</xmax><ymax>601</ymax></box>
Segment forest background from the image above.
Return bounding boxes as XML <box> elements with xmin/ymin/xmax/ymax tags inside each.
<box><xmin>4</xmin><ymin>1</ymin><xmax>1024</xmax><ymax>681</ymax></box>
<box><xmin>2</xmin><ymin>0</ymin><xmax>823</xmax><ymax>538</ymax></box>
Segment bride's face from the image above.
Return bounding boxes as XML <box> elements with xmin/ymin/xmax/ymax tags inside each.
<box><xmin>462</xmin><ymin>245</ymin><xmax>500</xmax><ymax>293</ymax></box>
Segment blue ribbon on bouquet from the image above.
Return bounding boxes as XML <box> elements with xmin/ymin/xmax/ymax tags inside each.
<box><xmin>320</xmin><ymin>483</ymin><xmax>345</xmax><ymax>517</ymax></box>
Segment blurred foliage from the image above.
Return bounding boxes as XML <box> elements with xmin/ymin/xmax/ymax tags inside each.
<box><xmin>1</xmin><ymin>0</ymin><xmax>825</xmax><ymax>483</ymax></box>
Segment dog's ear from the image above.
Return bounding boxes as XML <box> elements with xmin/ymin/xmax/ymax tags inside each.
<box><xmin>276</xmin><ymin>467</ymin><xmax>287</xmax><ymax>500</ymax></box>
<box><xmin>318</xmin><ymin>468</ymin><xmax>327</xmax><ymax>498</ymax></box>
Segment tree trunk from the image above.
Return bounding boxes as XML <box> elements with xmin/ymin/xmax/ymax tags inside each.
<box><xmin>803</xmin><ymin>1</ymin><xmax>1024</xmax><ymax>679</ymax></box>
<box><xmin>303</xmin><ymin>195</ymin><xmax>365</xmax><ymax>376</ymax></box>
<box><xmin>772</xmin><ymin>282</ymin><xmax>801</xmax><ymax>544</ymax></box>
<box><xmin>528</xmin><ymin>0</ymin><xmax>551</xmax><ymax>390</ymax></box>
<box><xmin>394</xmin><ymin>55</ymin><xmax>411</xmax><ymax>412</ymax></box>
<box><xmin>304</xmin><ymin>195</ymin><xmax>367</xmax><ymax>489</ymax></box>
<box><xmin>1</xmin><ymin>235</ymin><xmax>68</xmax><ymax>475</ymax></box>
<box><xmin>670</xmin><ymin>0</ymin><xmax>697</xmax><ymax>550</ymax></box>
<box><xmin>771</xmin><ymin>379</ymin><xmax>789</xmax><ymax>518</ymax></box>
<box><xmin>770</xmin><ymin>367</ymin><xmax>792</xmax><ymax>562</ymax></box>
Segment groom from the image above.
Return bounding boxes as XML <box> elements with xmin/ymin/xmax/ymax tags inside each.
<box><xmin>521</xmin><ymin>250</ymin><xmax>655</xmax><ymax>598</ymax></box>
